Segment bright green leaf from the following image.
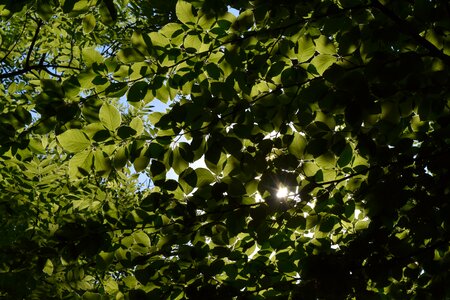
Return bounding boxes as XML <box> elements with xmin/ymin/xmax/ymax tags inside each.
<box><xmin>130</xmin><ymin>117</ymin><xmax>144</xmax><ymax>135</ymax></box>
<box><xmin>82</xmin><ymin>47</ymin><xmax>103</xmax><ymax>67</ymax></box>
<box><xmin>288</xmin><ymin>132</ymin><xmax>307</xmax><ymax>159</ymax></box>
<box><xmin>310</xmin><ymin>54</ymin><xmax>336</xmax><ymax>75</ymax></box>
<box><xmin>315</xmin><ymin>35</ymin><xmax>336</xmax><ymax>55</ymax></box>
<box><xmin>42</xmin><ymin>259</ymin><xmax>53</xmax><ymax>275</ymax></box>
<box><xmin>68</xmin><ymin>150</ymin><xmax>93</xmax><ymax>179</ymax></box>
<box><xmin>297</xmin><ymin>35</ymin><xmax>316</xmax><ymax>62</ymax></box>
<box><xmin>99</xmin><ymin>103</ymin><xmax>122</xmax><ymax>131</ymax></box>
<box><xmin>176</xmin><ymin>1</ymin><xmax>195</xmax><ymax>25</ymax></box>
<box><xmin>57</xmin><ymin>129</ymin><xmax>91</xmax><ymax>153</ymax></box>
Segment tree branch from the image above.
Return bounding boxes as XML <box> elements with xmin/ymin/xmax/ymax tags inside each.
<box><xmin>0</xmin><ymin>64</ymin><xmax>82</xmax><ymax>79</ymax></box>
<box><xmin>372</xmin><ymin>0</ymin><xmax>450</xmax><ymax>66</ymax></box>
<box><xmin>24</xmin><ymin>19</ymin><xmax>43</xmax><ymax>68</ymax></box>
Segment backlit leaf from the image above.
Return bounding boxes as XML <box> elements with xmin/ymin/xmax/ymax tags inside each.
<box><xmin>130</xmin><ymin>117</ymin><xmax>144</xmax><ymax>135</ymax></box>
<box><xmin>68</xmin><ymin>150</ymin><xmax>93</xmax><ymax>179</ymax></box>
<box><xmin>176</xmin><ymin>1</ymin><xmax>195</xmax><ymax>25</ymax></box>
<box><xmin>288</xmin><ymin>132</ymin><xmax>307</xmax><ymax>159</ymax></box>
<box><xmin>82</xmin><ymin>47</ymin><xmax>103</xmax><ymax>67</ymax></box>
<box><xmin>298</xmin><ymin>35</ymin><xmax>316</xmax><ymax>62</ymax></box>
<box><xmin>315</xmin><ymin>35</ymin><xmax>336</xmax><ymax>55</ymax></box>
<box><xmin>99</xmin><ymin>103</ymin><xmax>122</xmax><ymax>131</ymax></box>
<box><xmin>57</xmin><ymin>129</ymin><xmax>91</xmax><ymax>153</ymax></box>
<box><xmin>310</xmin><ymin>54</ymin><xmax>336</xmax><ymax>75</ymax></box>
<box><xmin>82</xmin><ymin>14</ymin><xmax>96</xmax><ymax>34</ymax></box>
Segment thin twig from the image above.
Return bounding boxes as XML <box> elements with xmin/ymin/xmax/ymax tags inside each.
<box><xmin>0</xmin><ymin>14</ymin><xmax>29</xmax><ymax>64</ymax></box>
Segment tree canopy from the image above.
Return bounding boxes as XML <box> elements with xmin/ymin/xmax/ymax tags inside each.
<box><xmin>1</xmin><ymin>0</ymin><xmax>450</xmax><ymax>298</ymax></box>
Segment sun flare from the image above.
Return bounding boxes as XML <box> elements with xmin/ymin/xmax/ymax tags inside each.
<box><xmin>276</xmin><ymin>186</ymin><xmax>289</xmax><ymax>198</ymax></box>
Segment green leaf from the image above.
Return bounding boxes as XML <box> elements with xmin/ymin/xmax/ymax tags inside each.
<box><xmin>36</xmin><ymin>0</ymin><xmax>54</xmax><ymax>21</ymax></box>
<box><xmin>228</xmin><ymin>178</ymin><xmax>246</xmax><ymax>196</ymax></box>
<box><xmin>28</xmin><ymin>138</ymin><xmax>46</xmax><ymax>154</ymax></box>
<box><xmin>315</xmin><ymin>35</ymin><xmax>336</xmax><ymax>55</ymax></box>
<box><xmin>319</xmin><ymin>215</ymin><xmax>338</xmax><ymax>232</ymax></box>
<box><xmin>113</xmin><ymin>146</ymin><xmax>128</xmax><ymax>169</ymax></box>
<box><xmin>160</xmin><ymin>23</ymin><xmax>184</xmax><ymax>39</ymax></box>
<box><xmin>94</xmin><ymin>149</ymin><xmax>111</xmax><ymax>175</ymax></box>
<box><xmin>288</xmin><ymin>132</ymin><xmax>307</xmax><ymax>159</ymax></box>
<box><xmin>82</xmin><ymin>47</ymin><xmax>103</xmax><ymax>67</ymax></box>
<box><xmin>99</xmin><ymin>0</ymin><xmax>117</xmax><ymax>25</ymax></box>
<box><xmin>99</xmin><ymin>103</ymin><xmax>122</xmax><ymax>131</ymax></box>
<box><xmin>310</xmin><ymin>54</ymin><xmax>336</xmax><ymax>75</ymax></box>
<box><xmin>42</xmin><ymin>259</ymin><xmax>53</xmax><ymax>275</ymax></box>
<box><xmin>150</xmin><ymin>160</ymin><xmax>166</xmax><ymax>177</ymax></box>
<box><xmin>131</xmin><ymin>31</ymin><xmax>149</xmax><ymax>55</ymax></box>
<box><xmin>117</xmin><ymin>48</ymin><xmax>146</xmax><ymax>63</ymax></box>
<box><xmin>184</xmin><ymin>34</ymin><xmax>203</xmax><ymax>52</ymax></box>
<box><xmin>266</xmin><ymin>61</ymin><xmax>286</xmax><ymax>78</ymax></box>
<box><xmin>82</xmin><ymin>292</ymin><xmax>102</xmax><ymax>300</ymax></box>
<box><xmin>130</xmin><ymin>117</ymin><xmax>144</xmax><ymax>135</ymax></box>
<box><xmin>68</xmin><ymin>150</ymin><xmax>93</xmax><ymax>179</ymax></box>
<box><xmin>147</xmin><ymin>32</ymin><xmax>169</xmax><ymax>48</ymax></box>
<box><xmin>171</xmin><ymin>147</ymin><xmax>189</xmax><ymax>175</ymax></box>
<box><xmin>306</xmin><ymin>215</ymin><xmax>319</xmax><ymax>229</ymax></box>
<box><xmin>127</xmin><ymin>81</ymin><xmax>148</xmax><ymax>102</ymax></box>
<box><xmin>176</xmin><ymin>1</ymin><xmax>195</xmax><ymax>25</ymax></box>
<box><xmin>117</xmin><ymin>126</ymin><xmax>137</xmax><ymax>139</ymax></box>
<box><xmin>57</xmin><ymin>129</ymin><xmax>91</xmax><ymax>153</ymax></box>
<box><xmin>337</xmin><ymin>144</ymin><xmax>353</xmax><ymax>168</ymax></box>
<box><xmin>195</xmin><ymin>168</ymin><xmax>215</xmax><ymax>187</ymax></box>
<box><xmin>145</xmin><ymin>142</ymin><xmax>165</xmax><ymax>159</ymax></box>
<box><xmin>205</xmin><ymin>63</ymin><xmax>222</xmax><ymax>80</ymax></box>
<box><xmin>82</xmin><ymin>14</ymin><xmax>96</xmax><ymax>34</ymax></box>
<box><xmin>133</xmin><ymin>231</ymin><xmax>151</xmax><ymax>247</ymax></box>
<box><xmin>297</xmin><ymin>35</ymin><xmax>316</xmax><ymax>62</ymax></box>
<box><xmin>105</xmin><ymin>82</ymin><xmax>128</xmax><ymax>98</ymax></box>
<box><xmin>287</xmin><ymin>215</ymin><xmax>306</xmax><ymax>229</ymax></box>
<box><xmin>306</xmin><ymin>138</ymin><xmax>328</xmax><ymax>157</ymax></box>
<box><xmin>223</xmin><ymin>137</ymin><xmax>243</xmax><ymax>157</ymax></box>
<box><xmin>179</xmin><ymin>167</ymin><xmax>196</xmax><ymax>194</ymax></box>
<box><xmin>149</xmin><ymin>112</ymin><xmax>164</xmax><ymax>125</ymax></box>
<box><xmin>134</xmin><ymin>155</ymin><xmax>150</xmax><ymax>172</ymax></box>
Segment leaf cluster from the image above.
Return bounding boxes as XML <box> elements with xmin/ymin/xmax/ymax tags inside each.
<box><xmin>1</xmin><ymin>0</ymin><xmax>450</xmax><ymax>299</ymax></box>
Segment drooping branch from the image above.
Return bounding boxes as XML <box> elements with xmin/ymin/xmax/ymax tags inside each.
<box><xmin>372</xmin><ymin>0</ymin><xmax>450</xmax><ymax>66</ymax></box>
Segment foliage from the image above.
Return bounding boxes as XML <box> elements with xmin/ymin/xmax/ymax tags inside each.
<box><xmin>1</xmin><ymin>0</ymin><xmax>450</xmax><ymax>298</ymax></box>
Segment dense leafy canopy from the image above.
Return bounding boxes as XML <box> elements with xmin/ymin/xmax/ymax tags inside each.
<box><xmin>1</xmin><ymin>0</ymin><xmax>450</xmax><ymax>298</ymax></box>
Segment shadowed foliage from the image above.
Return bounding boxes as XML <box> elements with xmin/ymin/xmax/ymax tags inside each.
<box><xmin>1</xmin><ymin>0</ymin><xmax>449</xmax><ymax>298</ymax></box>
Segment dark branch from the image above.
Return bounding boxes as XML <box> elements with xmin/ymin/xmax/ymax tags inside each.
<box><xmin>0</xmin><ymin>64</ymin><xmax>82</xmax><ymax>79</ymax></box>
<box><xmin>0</xmin><ymin>67</ymin><xmax>31</xmax><ymax>78</ymax></box>
<box><xmin>24</xmin><ymin>19</ymin><xmax>43</xmax><ymax>68</ymax></box>
<box><xmin>372</xmin><ymin>0</ymin><xmax>450</xmax><ymax>66</ymax></box>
